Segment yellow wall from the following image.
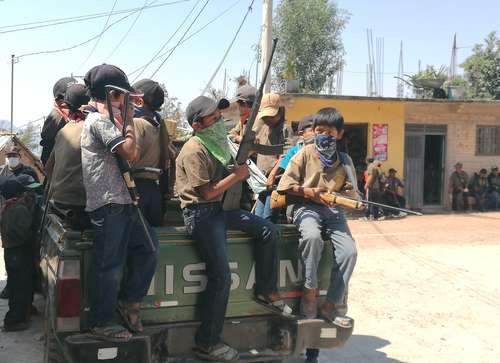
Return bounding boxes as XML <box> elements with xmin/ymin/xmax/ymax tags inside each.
<box><xmin>283</xmin><ymin>95</ymin><xmax>406</xmax><ymax>176</ymax></box>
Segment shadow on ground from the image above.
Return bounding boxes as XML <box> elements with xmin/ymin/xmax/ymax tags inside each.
<box><xmin>286</xmin><ymin>334</ymin><xmax>405</xmax><ymax>363</ymax></box>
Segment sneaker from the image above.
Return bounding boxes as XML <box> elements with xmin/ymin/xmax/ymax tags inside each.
<box><xmin>398</xmin><ymin>211</ymin><xmax>407</xmax><ymax>217</ymax></box>
<box><xmin>358</xmin><ymin>217</ymin><xmax>369</xmax><ymax>222</ymax></box>
<box><xmin>377</xmin><ymin>216</ymin><xmax>386</xmax><ymax>221</ymax></box>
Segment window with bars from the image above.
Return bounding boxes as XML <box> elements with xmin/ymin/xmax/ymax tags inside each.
<box><xmin>476</xmin><ymin>126</ymin><xmax>500</xmax><ymax>155</ymax></box>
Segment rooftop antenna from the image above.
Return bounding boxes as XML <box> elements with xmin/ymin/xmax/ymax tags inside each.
<box><xmin>397</xmin><ymin>41</ymin><xmax>404</xmax><ymax>97</ymax></box>
<box><xmin>449</xmin><ymin>33</ymin><xmax>458</xmax><ymax>80</ymax></box>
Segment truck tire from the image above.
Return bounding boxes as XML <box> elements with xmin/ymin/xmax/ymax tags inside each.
<box><xmin>43</xmin><ymin>303</ymin><xmax>67</xmax><ymax>363</ymax></box>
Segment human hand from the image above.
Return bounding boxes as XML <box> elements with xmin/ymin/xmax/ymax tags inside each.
<box><xmin>304</xmin><ymin>187</ymin><xmax>329</xmax><ymax>206</ymax></box>
<box><xmin>232</xmin><ymin>163</ymin><xmax>250</xmax><ymax>181</ymax></box>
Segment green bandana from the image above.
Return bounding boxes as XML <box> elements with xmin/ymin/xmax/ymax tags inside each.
<box><xmin>195</xmin><ymin>117</ymin><xmax>232</xmax><ymax>166</ymax></box>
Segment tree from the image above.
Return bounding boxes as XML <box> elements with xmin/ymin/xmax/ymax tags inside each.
<box><xmin>17</xmin><ymin>122</ymin><xmax>39</xmax><ymax>152</ymax></box>
<box><xmin>273</xmin><ymin>0</ymin><xmax>348</xmax><ymax>93</ymax></box>
<box><xmin>461</xmin><ymin>32</ymin><xmax>500</xmax><ymax>99</ymax></box>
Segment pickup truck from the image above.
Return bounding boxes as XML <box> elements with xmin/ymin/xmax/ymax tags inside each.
<box><xmin>40</xmin><ymin>205</ymin><xmax>354</xmax><ymax>363</ymax></box>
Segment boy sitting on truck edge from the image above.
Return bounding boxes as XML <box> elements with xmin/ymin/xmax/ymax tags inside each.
<box><xmin>176</xmin><ymin>96</ymin><xmax>288</xmax><ymax>362</ymax></box>
<box><xmin>81</xmin><ymin>64</ymin><xmax>159</xmax><ymax>342</ymax></box>
<box><xmin>276</xmin><ymin>107</ymin><xmax>358</xmax><ymax>322</ymax></box>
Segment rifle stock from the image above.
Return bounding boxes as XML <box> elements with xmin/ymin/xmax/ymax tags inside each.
<box><xmin>270</xmin><ymin>190</ymin><xmax>364</xmax><ymax>210</ymax></box>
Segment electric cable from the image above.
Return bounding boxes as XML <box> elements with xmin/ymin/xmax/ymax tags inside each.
<box><xmin>131</xmin><ymin>0</ymin><xmax>202</xmax><ymax>82</ymax></box>
<box><xmin>149</xmin><ymin>0</ymin><xmax>210</xmax><ymax>79</ymax></box>
<box><xmin>76</xmin><ymin>0</ymin><xmax>119</xmax><ymax>71</ymax></box>
<box><xmin>202</xmin><ymin>0</ymin><xmax>255</xmax><ymax>94</ymax></box>
<box><xmin>0</xmin><ymin>0</ymin><xmax>191</xmax><ymax>34</ymax></box>
<box><xmin>105</xmin><ymin>0</ymin><xmax>155</xmax><ymax>61</ymax></box>
<box><xmin>17</xmin><ymin>8</ymin><xmax>139</xmax><ymax>59</ymax></box>
<box><xmin>127</xmin><ymin>0</ymin><xmax>241</xmax><ymax>78</ymax></box>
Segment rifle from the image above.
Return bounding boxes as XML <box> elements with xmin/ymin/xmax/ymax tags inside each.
<box><xmin>104</xmin><ymin>85</ymin><xmax>156</xmax><ymax>252</ymax></box>
<box><xmin>270</xmin><ymin>190</ymin><xmax>423</xmax><ymax>216</ymax></box>
<box><xmin>234</xmin><ymin>38</ymin><xmax>283</xmax><ymax>165</ymax></box>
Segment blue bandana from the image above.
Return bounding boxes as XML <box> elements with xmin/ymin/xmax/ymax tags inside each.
<box><xmin>315</xmin><ymin>134</ymin><xmax>337</xmax><ymax>169</ymax></box>
<box><xmin>134</xmin><ymin>107</ymin><xmax>161</xmax><ymax>127</ymax></box>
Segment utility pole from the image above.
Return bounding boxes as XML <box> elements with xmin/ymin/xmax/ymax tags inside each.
<box><xmin>260</xmin><ymin>0</ymin><xmax>273</xmax><ymax>93</ymax></box>
<box><xmin>10</xmin><ymin>54</ymin><xmax>15</xmax><ymax>134</ymax></box>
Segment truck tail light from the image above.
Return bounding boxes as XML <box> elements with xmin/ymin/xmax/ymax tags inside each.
<box><xmin>56</xmin><ymin>260</ymin><xmax>81</xmax><ymax>331</ymax></box>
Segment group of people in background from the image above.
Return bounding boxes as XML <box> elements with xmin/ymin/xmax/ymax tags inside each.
<box><xmin>450</xmin><ymin>162</ymin><xmax>499</xmax><ymax>212</ymax></box>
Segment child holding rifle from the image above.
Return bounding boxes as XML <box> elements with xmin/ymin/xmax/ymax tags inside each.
<box><xmin>81</xmin><ymin>64</ymin><xmax>158</xmax><ymax>342</ymax></box>
<box><xmin>276</xmin><ymin>107</ymin><xmax>358</xmax><ymax>322</ymax></box>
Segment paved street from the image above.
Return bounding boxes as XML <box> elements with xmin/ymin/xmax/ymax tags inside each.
<box><xmin>1</xmin><ymin>212</ymin><xmax>499</xmax><ymax>363</ymax></box>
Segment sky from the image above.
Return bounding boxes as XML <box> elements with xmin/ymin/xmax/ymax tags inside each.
<box><xmin>0</xmin><ymin>0</ymin><xmax>499</xmax><ymax>130</ymax></box>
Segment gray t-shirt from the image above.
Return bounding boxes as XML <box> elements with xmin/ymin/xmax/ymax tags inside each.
<box><xmin>81</xmin><ymin>112</ymin><xmax>132</xmax><ymax>212</ymax></box>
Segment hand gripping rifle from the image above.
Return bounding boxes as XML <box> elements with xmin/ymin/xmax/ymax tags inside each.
<box><xmin>104</xmin><ymin>85</ymin><xmax>156</xmax><ymax>252</ymax></box>
<box><xmin>270</xmin><ymin>190</ymin><xmax>423</xmax><ymax>216</ymax></box>
<box><xmin>234</xmin><ymin>38</ymin><xmax>283</xmax><ymax>165</ymax></box>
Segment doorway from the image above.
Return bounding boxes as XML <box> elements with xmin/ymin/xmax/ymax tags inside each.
<box><xmin>404</xmin><ymin>124</ymin><xmax>446</xmax><ymax>209</ymax></box>
<box><xmin>338</xmin><ymin>123</ymin><xmax>368</xmax><ymax>169</ymax></box>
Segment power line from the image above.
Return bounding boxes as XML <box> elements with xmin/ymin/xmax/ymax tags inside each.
<box><xmin>77</xmin><ymin>0</ymin><xmax>119</xmax><ymax>71</ymax></box>
<box><xmin>0</xmin><ymin>0</ymin><xmax>192</xmax><ymax>34</ymax></box>
<box><xmin>149</xmin><ymin>0</ymin><xmax>211</xmax><ymax>78</ymax></box>
<box><xmin>105</xmin><ymin>0</ymin><xmax>155</xmax><ymax>62</ymax></box>
<box><xmin>131</xmin><ymin>0</ymin><xmax>203</xmax><ymax>82</ymax></box>
<box><xmin>128</xmin><ymin>0</ymin><xmax>242</xmax><ymax>78</ymax></box>
<box><xmin>202</xmin><ymin>0</ymin><xmax>255</xmax><ymax>94</ymax></box>
<box><xmin>16</xmin><ymin>8</ymin><xmax>139</xmax><ymax>59</ymax></box>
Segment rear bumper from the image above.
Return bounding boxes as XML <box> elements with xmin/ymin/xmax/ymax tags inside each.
<box><xmin>61</xmin><ymin>316</ymin><xmax>354</xmax><ymax>363</ymax></box>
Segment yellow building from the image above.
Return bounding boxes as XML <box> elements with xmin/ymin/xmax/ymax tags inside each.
<box><xmin>283</xmin><ymin>94</ymin><xmax>405</xmax><ymax>174</ymax></box>
<box><xmin>283</xmin><ymin>94</ymin><xmax>500</xmax><ymax>210</ymax></box>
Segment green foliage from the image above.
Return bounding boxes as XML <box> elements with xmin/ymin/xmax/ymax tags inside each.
<box><xmin>273</xmin><ymin>0</ymin><xmax>348</xmax><ymax>93</ymax></box>
<box><xmin>17</xmin><ymin>123</ymin><xmax>39</xmax><ymax>152</ymax></box>
<box><xmin>461</xmin><ymin>32</ymin><xmax>500</xmax><ymax>99</ymax></box>
<box><xmin>411</xmin><ymin>65</ymin><xmax>447</xmax><ymax>81</ymax></box>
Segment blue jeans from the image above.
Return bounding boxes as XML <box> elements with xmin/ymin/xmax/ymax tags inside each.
<box><xmin>183</xmin><ymin>202</ymin><xmax>279</xmax><ymax>348</ymax></box>
<box><xmin>288</xmin><ymin>202</ymin><xmax>357</xmax><ymax>305</ymax></box>
<box><xmin>254</xmin><ymin>191</ymin><xmax>280</xmax><ymax>222</ymax></box>
<box><xmin>89</xmin><ymin>203</ymin><xmax>158</xmax><ymax>327</ymax></box>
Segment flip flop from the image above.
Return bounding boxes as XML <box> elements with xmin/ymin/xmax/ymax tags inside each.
<box><xmin>89</xmin><ymin>324</ymin><xmax>132</xmax><ymax>343</ymax></box>
<box><xmin>193</xmin><ymin>343</ymin><xmax>239</xmax><ymax>362</ymax></box>
<box><xmin>117</xmin><ymin>302</ymin><xmax>143</xmax><ymax>333</ymax></box>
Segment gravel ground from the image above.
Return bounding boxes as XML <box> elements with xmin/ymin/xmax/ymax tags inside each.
<box><xmin>1</xmin><ymin>212</ymin><xmax>499</xmax><ymax>363</ymax></box>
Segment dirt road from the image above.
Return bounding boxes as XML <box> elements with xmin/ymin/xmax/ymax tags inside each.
<box><xmin>1</xmin><ymin>212</ymin><xmax>499</xmax><ymax>363</ymax></box>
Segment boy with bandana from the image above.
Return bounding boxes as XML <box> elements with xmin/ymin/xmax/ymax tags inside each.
<box><xmin>176</xmin><ymin>96</ymin><xmax>287</xmax><ymax>362</ymax></box>
<box><xmin>276</xmin><ymin>107</ymin><xmax>358</xmax><ymax>325</ymax></box>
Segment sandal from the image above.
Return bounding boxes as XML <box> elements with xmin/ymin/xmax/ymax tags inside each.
<box><xmin>254</xmin><ymin>293</ymin><xmax>296</xmax><ymax>319</ymax></box>
<box><xmin>193</xmin><ymin>342</ymin><xmax>239</xmax><ymax>362</ymax></box>
<box><xmin>117</xmin><ymin>301</ymin><xmax>143</xmax><ymax>333</ymax></box>
<box><xmin>89</xmin><ymin>324</ymin><xmax>132</xmax><ymax>343</ymax></box>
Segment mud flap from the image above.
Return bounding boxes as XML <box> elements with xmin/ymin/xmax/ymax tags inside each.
<box><xmin>291</xmin><ymin>317</ymin><xmax>354</xmax><ymax>355</ymax></box>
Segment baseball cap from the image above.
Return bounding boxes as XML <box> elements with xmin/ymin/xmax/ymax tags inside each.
<box><xmin>15</xmin><ymin>174</ymin><xmax>42</xmax><ymax>189</ymax></box>
<box><xmin>6</xmin><ymin>146</ymin><xmax>20</xmax><ymax>156</ymax></box>
<box><xmin>133</xmin><ymin>79</ymin><xmax>165</xmax><ymax>110</ymax></box>
<box><xmin>257</xmin><ymin>93</ymin><xmax>280</xmax><ymax>120</ymax></box>
<box><xmin>298</xmin><ymin>114</ymin><xmax>314</xmax><ymax>132</ymax></box>
<box><xmin>480</xmin><ymin>168</ymin><xmax>487</xmax><ymax>174</ymax></box>
<box><xmin>455</xmin><ymin>162</ymin><xmax>463</xmax><ymax>168</ymax></box>
<box><xmin>64</xmin><ymin>84</ymin><xmax>90</xmax><ymax>112</ymax></box>
<box><xmin>186</xmin><ymin>96</ymin><xmax>230</xmax><ymax>126</ymax></box>
<box><xmin>84</xmin><ymin>64</ymin><xmax>141</xmax><ymax>101</ymax></box>
<box><xmin>53</xmin><ymin>77</ymin><xmax>77</xmax><ymax>99</ymax></box>
<box><xmin>232</xmin><ymin>85</ymin><xmax>257</xmax><ymax>104</ymax></box>
<box><xmin>389</xmin><ymin>168</ymin><xmax>397</xmax><ymax>173</ymax></box>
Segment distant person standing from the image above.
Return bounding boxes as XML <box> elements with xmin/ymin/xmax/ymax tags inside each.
<box><xmin>450</xmin><ymin>162</ymin><xmax>469</xmax><ymax>212</ymax></box>
<box><xmin>362</xmin><ymin>158</ymin><xmax>384</xmax><ymax>220</ymax></box>
<box><xmin>0</xmin><ymin>146</ymin><xmax>39</xmax><ymax>183</ymax></box>
<box><xmin>487</xmin><ymin>166</ymin><xmax>499</xmax><ymax>210</ymax></box>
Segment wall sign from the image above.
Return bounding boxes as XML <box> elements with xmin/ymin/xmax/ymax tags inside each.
<box><xmin>373</xmin><ymin>123</ymin><xmax>388</xmax><ymax>161</ymax></box>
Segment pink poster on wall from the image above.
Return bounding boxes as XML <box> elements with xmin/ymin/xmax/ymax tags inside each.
<box><xmin>373</xmin><ymin>124</ymin><xmax>388</xmax><ymax>161</ymax></box>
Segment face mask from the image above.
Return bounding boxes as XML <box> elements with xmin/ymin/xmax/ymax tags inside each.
<box><xmin>302</xmin><ymin>135</ymin><xmax>315</xmax><ymax>145</ymax></box>
<box><xmin>6</xmin><ymin>157</ymin><xmax>20</xmax><ymax>169</ymax></box>
<box><xmin>314</xmin><ymin>134</ymin><xmax>337</xmax><ymax>169</ymax></box>
<box><xmin>195</xmin><ymin>117</ymin><xmax>232</xmax><ymax>166</ymax></box>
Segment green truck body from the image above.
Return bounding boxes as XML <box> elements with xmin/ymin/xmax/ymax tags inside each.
<box><xmin>41</xmin><ymin>211</ymin><xmax>353</xmax><ymax>363</ymax></box>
